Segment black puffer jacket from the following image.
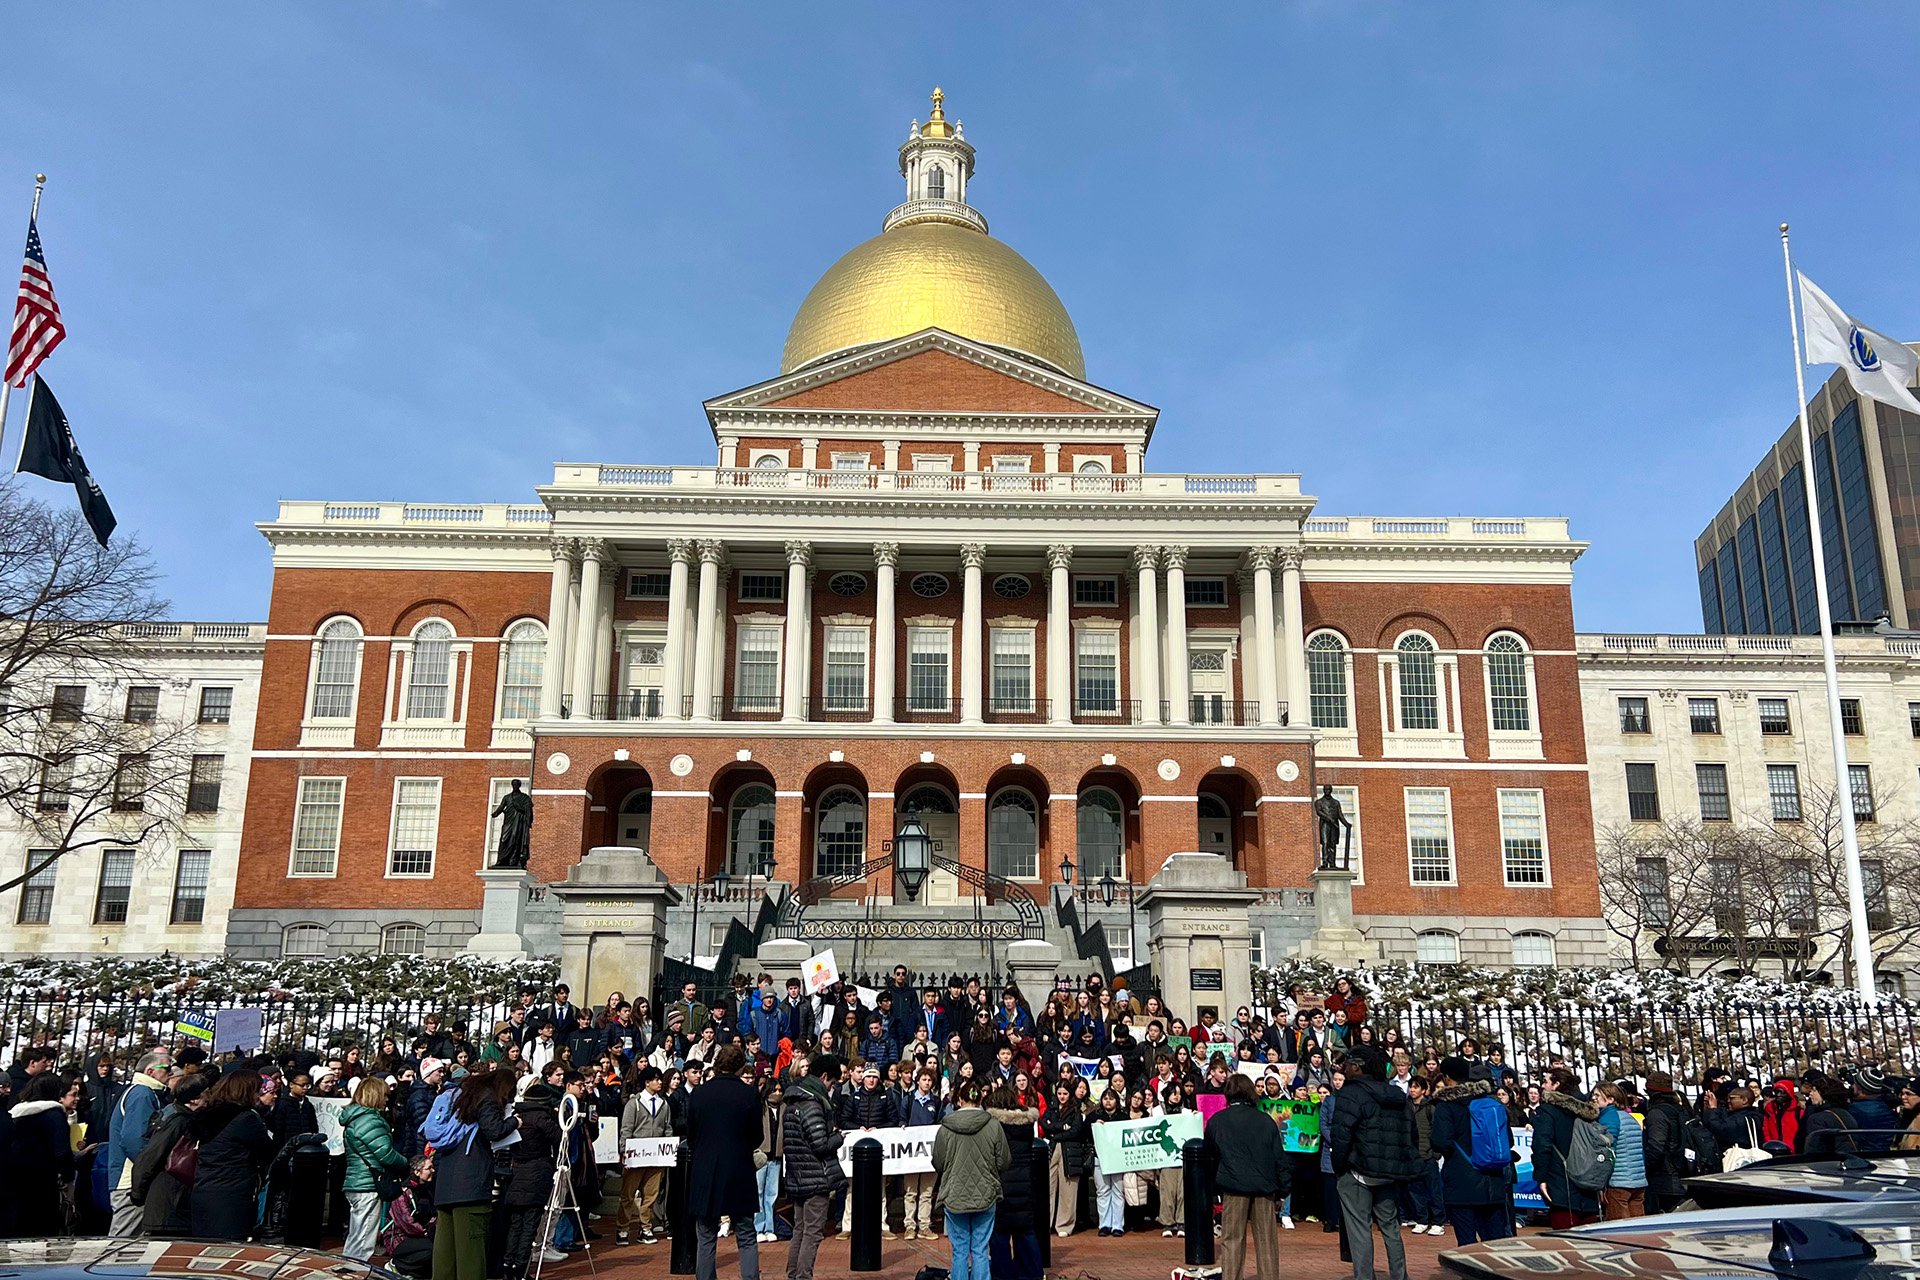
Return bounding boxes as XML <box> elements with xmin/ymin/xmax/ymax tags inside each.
<box><xmin>1330</xmin><ymin>1077</ymin><xmax>1421</xmax><ymax>1183</ymax></box>
<box><xmin>1641</xmin><ymin>1092</ymin><xmax>1691</xmax><ymax>1196</ymax></box>
<box><xmin>1798</xmin><ymin>1101</ymin><xmax>1859</xmax><ymax>1156</ymax></box>
<box><xmin>1040</xmin><ymin>1104</ymin><xmax>1092</xmax><ymax>1178</ymax></box>
<box><xmin>503</xmin><ymin>1089</ymin><xmax>562</xmax><ymax>1208</ymax></box>
<box><xmin>991</xmin><ymin>1107</ymin><xmax>1039</xmax><ymax>1234</ymax></box>
<box><xmin>780</xmin><ymin>1076</ymin><xmax>845</xmax><ymax>1198</ymax></box>
<box><xmin>838</xmin><ymin>1086</ymin><xmax>899</xmax><ymax>1131</ymax></box>
<box><xmin>1429</xmin><ymin>1080</ymin><xmax>1512</xmax><ymax>1208</ymax></box>
<box><xmin>1530</xmin><ymin>1091</ymin><xmax>1601</xmax><ymax>1216</ymax></box>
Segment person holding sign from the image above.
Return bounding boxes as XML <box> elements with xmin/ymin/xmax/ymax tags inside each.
<box><xmin>1205</xmin><ymin>1073</ymin><xmax>1291</xmax><ymax>1280</ymax></box>
<box><xmin>617</xmin><ymin>1068</ymin><xmax>673</xmax><ymax>1245</ymax></box>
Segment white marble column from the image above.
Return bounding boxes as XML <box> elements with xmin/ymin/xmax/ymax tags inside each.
<box><xmin>873</xmin><ymin>543</ymin><xmax>899</xmax><ymax>723</ymax></box>
<box><xmin>540</xmin><ymin>539</ymin><xmax>577</xmax><ymax>718</ymax></box>
<box><xmin>562</xmin><ymin>547</ymin><xmax>584</xmax><ymax>697</ymax></box>
<box><xmin>661</xmin><ymin>540</ymin><xmax>694</xmax><ymax>720</ymax></box>
<box><xmin>960</xmin><ymin>544</ymin><xmax>986</xmax><ymax>724</ymax></box>
<box><xmin>1236</xmin><ymin>567</ymin><xmax>1258</xmax><ymax>723</ymax></box>
<box><xmin>1046</xmin><ymin>544</ymin><xmax>1072</xmax><ymax>724</ymax></box>
<box><xmin>592</xmin><ymin>561</ymin><xmax>617</xmax><ymax>708</ymax></box>
<box><xmin>1163</xmin><ymin>546</ymin><xmax>1191</xmax><ymax>726</ymax></box>
<box><xmin>782</xmin><ymin>540</ymin><xmax>812</xmax><ymax>722</ymax></box>
<box><xmin>1248</xmin><ymin>547</ymin><xmax>1280</xmax><ymax>725</ymax></box>
<box><xmin>1132</xmin><ymin>546</ymin><xmax>1162</xmax><ymax>724</ymax></box>
<box><xmin>1278</xmin><ymin>547</ymin><xmax>1307</xmax><ymax>727</ymax></box>
<box><xmin>570</xmin><ymin>539</ymin><xmax>608</xmax><ymax>717</ymax></box>
<box><xmin>690</xmin><ymin>540</ymin><xmax>724</xmax><ymax>721</ymax></box>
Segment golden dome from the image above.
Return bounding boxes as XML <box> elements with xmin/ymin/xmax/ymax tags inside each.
<box><xmin>781</xmin><ymin>219</ymin><xmax>1085</xmax><ymax>380</ymax></box>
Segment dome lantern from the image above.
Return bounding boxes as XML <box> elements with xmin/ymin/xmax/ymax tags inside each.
<box><xmin>885</xmin><ymin>86</ymin><xmax>984</xmax><ymax>234</ymax></box>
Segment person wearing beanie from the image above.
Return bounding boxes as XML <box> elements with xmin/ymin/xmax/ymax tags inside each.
<box><xmin>1848</xmin><ymin>1068</ymin><xmax>1900</xmax><ymax>1153</ymax></box>
<box><xmin>1427</xmin><ymin>1057</ymin><xmax>1513</xmax><ymax>1244</ymax></box>
<box><xmin>1639</xmin><ymin>1071</ymin><xmax>1694</xmax><ymax>1214</ymax></box>
<box><xmin>1798</xmin><ymin>1072</ymin><xmax>1860</xmax><ymax>1157</ymax></box>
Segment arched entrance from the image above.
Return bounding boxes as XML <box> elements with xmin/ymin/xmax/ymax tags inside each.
<box><xmin>1196</xmin><ymin>768</ymin><xmax>1260</xmax><ymax>869</ymax></box>
<box><xmin>586</xmin><ymin>764</ymin><xmax>654</xmax><ymax>855</ymax></box>
<box><xmin>618</xmin><ymin>787</ymin><xmax>653</xmax><ymax>850</ymax></box>
<box><xmin>898</xmin><ymin>782</ymin><xmax>959</xmax><ymax>905</ymax></box>
<box><xmin>1197</xmin><ymin>794</ymin><xmax>1232</xmax><ymax>860</ymax></box>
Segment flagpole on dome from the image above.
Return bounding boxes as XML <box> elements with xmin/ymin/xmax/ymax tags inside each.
<box><xmin>1778</xmin><ymin>222</ymin><xmax>1878</xmax><ymax>1007</ymax></box>
<box><xmin>0</xmin><ymin>173</ymin><xmax>47</xmax><ymax>464</ymax></box>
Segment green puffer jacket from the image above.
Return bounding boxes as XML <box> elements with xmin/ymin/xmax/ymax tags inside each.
<box><xmin>343</xmin><ymin>1103</ymin><xmax>409</xmax><ymax>1193</ymax></box>
<box><xmin>931</xmin><ymin>1106</ymin><xmax>1011</xmax><ymax>1214</ymax></box>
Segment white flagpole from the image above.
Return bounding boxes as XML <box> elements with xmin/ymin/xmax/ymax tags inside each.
<box><xmin>1780</xmin><ymin>222</ymin><xmax>1878</xmax><ymax>1005</ymax></box>
<box><xmin>0</xmin><ymin>173</ymin><xmax>47</xmax><ymax>465</ymax></box>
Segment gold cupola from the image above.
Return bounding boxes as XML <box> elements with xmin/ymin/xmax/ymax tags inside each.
<box><xmin>780</xmin><ymin>88</ymin><xmax>1086</xmax><ymax>380</ymax></box>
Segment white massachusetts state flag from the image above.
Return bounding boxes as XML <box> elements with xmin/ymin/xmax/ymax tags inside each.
<box><xmin>1799</xmin><ymin>273</ymin><xmax>1920</xmax><ymax>416</ymax></box>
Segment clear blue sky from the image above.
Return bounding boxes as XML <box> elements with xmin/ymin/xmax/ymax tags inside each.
<box><xmin>8</xmin><ymin>4</ymin><xmax>1919</xmax><ymax>630</ymax></box>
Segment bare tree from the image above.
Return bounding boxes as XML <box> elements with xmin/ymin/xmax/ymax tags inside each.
<box><xmin>0</xmin><ymin>480</ymin><xmax>197</xmax><ymax>893</ymax></box>
<box><xmin>1751</xmin><ymin>781</ymin><xmax>1920</xmax><ymax>980</ymax></box>
<box><xmin>1596</xmin><ymin>818</ymin><xmax>1749</xmax><ymax>972</ymax></box>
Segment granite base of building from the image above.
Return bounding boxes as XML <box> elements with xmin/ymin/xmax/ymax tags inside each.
<box><xmin>224</xmin><ymin>909</ymin><xmax>482</xmax><ymax>961</ymax></box>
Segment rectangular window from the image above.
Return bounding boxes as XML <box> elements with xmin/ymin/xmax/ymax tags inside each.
<box><xmin>1695</xmin><ymin>763</ymin><xmax>1730</xmax><ymax>822</ymax></box>
<box><xmin>1710</xmin><ymin>855</ymin><xmax>1743</xmax><ymax>931</ymax></box>
<box><xmin>1767</xmin><ymin>763</ymin><xmax>1802</xmax><ymax>821</ymax></box>
<box><xmin>1618</xmin><ymin>696</ymin><xmax>1650</xmax><ymax>734</ymax></box>
<box><xmin>112</xmin><ymin>753</ymin><xmax>150</xmax><ymax>811</ymax></box>
<box><xmin>1849</xmin><ymin>764</ymin><xmax>1875</xmax><ymax>823</ymax></box>
<box><xmin>1072</xmin><ymin>576</ymin><xmax>1118</xmax><ymax>607</ymax></box>
<box><xmin>907</xmin><ymin>627</ymin><xmax>951</xmax><ymax>711</ymax></box>
<box><xmin>171</xmin><ymin>850</ymin><xmax>211</xmax><ymax>925</ymax></box>
<box><xmin>1497</xmin><ymin>788</ymin><xmax>1547</xmax><ymax>885</ymax></box>
<box><xmin>1863</xmin><ymin>858</ymin><xmax>1892</xmax><ymax>930</ymax></box>
<box><xmin>1625</xmin><ymin>763</ymin><xmax>1661</xmax><ymax>821</ymax></box>
<box><xmin>1248</xmin><ymin>928</ymin><xmax>1266</xmax><ymax>970</ymax></box>
<box><xmin>1688</xmin><ymin>697</ymin><xmax>1721</xmax><ymax>734</ymax></box>
<box><xmin>990</xmin><ymin>628</ymin><xmax>1035</xmax><ymax>712</ymax></box>
<box><xmin>1405</xmin><ymin>787</ymin><xmax>1455</xmax><ymax>884</ymax></box>
<box><xmin>1758</xmin><ymin>696</ymin><xmax>1791</xmax><ymax>735</ymax></box>
<box><xmin>388</xmin><ymin>778</ymin><xmax>441</xmax><ymax>877</ymax></box>
<box><xmin>1840</xmin><ymin>698</ymin><xmax>1864</xmax><ymax>736</ymax></box>
<box><xmin>124</xmin><ymin>685</ymin><xmax>159</xmax><ymax>723</ymax></box>
<box><xmin>737</xmin><ymin>572</ymin><xmax>784</xmax><ymax>603</ymax></box>
<box><xmin>990</xmin><ymin>454</ymin><xmax>1031</xmax><ymax>472</ymax></box>
<box><xmin>732</xmin><ymin>624</ymin><xmax>781</xmax><ymax>710</ymax></box>
<box><xmin>1075</xmin><ymin>629</ymin><xmax>1120</xmax><ymax>714</ymax></box>
<box><xmin>17</xmin><ymin>852</ymin><xmax>55</xmax><ymax>925</ymax></box>
<box><xmin>627</xmin><ymin>570</ymin><xmax>671</xmax><ymax>599</ymax></box>
<box><xmin>1784</xmin><ymin>859</ymin><xmax>1816</xmax><ymax>932</ymax></box>
<box><xmin>37</xmin><ymin>754</ymin><xmax>73</xmax><ymax>811</ymax></box>
<box><xmin>198</xmin><ymin>686</ymin><xmax>234</xmax><ymax>725</ymax></box>
<box><xmin>1636</xmin><ymin>857</ymin><xmax>1672</xmax><ymax>928</ymax></box>
<box><xmin>823</xmin><ymin>626</ymin><xmax>869</xmax><ymax>712</ymax></box>
<box><xmin>291</xmin><ymin>777</ymin><xmax>345</xmax><ymax>876</ymax></box>
<box><xmin>1910</xmin><ymin>702</ymin><xmax>1920</xmax><ymax>738</ymax></box>
<box><xmin>186</xmin><ymin>755</ymin><xmax>224</xmax><ymax>814</ymax></box>
<box><xmin>1099</xmin><ymin>922</ymin><xmax>1134</xmax><ymax>971</ymax></box>
<box><xmin>51</xmin><ymin>685</ymin><xmax>86</xmax><ymax>722</ymax></box>
<box><xmin>1330</xmin><ymin>784</ymin><xmax>1364</xmax><ymax>883</ymax></box>
<box><xmin>1183</xmin><ymin>577</ymin><xmax>1227</xmax><ymax>608</ymax></box>
<box><xmin>94</xmin><ymin>849</ymin><xmax>134</xmax><ymax>924</ymax></box>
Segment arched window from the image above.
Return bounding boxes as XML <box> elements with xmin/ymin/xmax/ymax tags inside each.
<box><xmin>619</xmin><ymin>788</ymin><xmax>652</xmax><ymax>849</ymax></box>
<box><xmin>1511</xmin><ymin>930</ymin><xmax>1555</xmax><ymax>967</ymax></box>
<box><xmin>406</xmin><ymin>621</ymin><xmax>455</xmax><ymax>719</ymax></box>
<box><xmin>282</xmin><ymin>923</ymin><xmax>329</xmax><ymax>958</ymax></box>
<box><xmin>1413</xmin><ymin>929</ymin><xmax>1459</xmax><ymax>965</ymax></box>
<box><xmin>1306</xmin><ymin>631</ymin><xmax>1350</xmax><ymax>729</ymax></box>
<box><xmin>728</xmin><ymin>785</ymin><xmax>776</xmax><ymax>877</ymax></box>
<box><xmin>1077</xmin><ymin>459</ymin><xmax>1108</xmax><ymax>474</ymax></box>
<box><xmin>381</xmin><ymin>923</ymin><xmax>427</xmax><ymax>956</ymax></box>
<box><xmin>1484</xmin><ymin>632</ymin><xmax>1531</xmax><ymax>732</ymax></box>
<box><xmin>926</xmin><ymin>165</ymin><xmax>946</xmax><ymax>199</ymax></box>
<box><xmin>1395</xmin><ymin>633</ymin><xmax>1440</xmax><ymax>730</ymax></box>
<box><xmin>498</xmin><ymin>620</ymin><xmax>546</xmax><ymax>721</ymax></box>
<box><xmin>902</xmin><ymin>785</ymin><xmax>957</xmax><ymax>816</ymax></box>
<box><xmin>814</xmin><ymin>787</ymin><xmax>867</xmax><ymax>878</ymax></box>
<box><xmin>988</xmin><ymin>789</ymin><xmax>1038</xmax><ymax>881</ymax></box>
<box><xmin>753</xmin><ymin>453</ymin><xmax>785</xmax><ymax>469</ymax></box>
<box><xmin>311</xmin><ymin>618</ymin><xmax>362</xmax><ymax>719</ymax></box>
<box><xmin>1076</xmin><ymin>788</ymin><xmax>1124</xmax><ymax>881</ymax></box>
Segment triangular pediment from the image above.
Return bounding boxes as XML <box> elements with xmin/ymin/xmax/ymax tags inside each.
<box><xmin>705</xmin><ymin>329</ymin><xmax>1156</xmax><ymax>419</ymax></box>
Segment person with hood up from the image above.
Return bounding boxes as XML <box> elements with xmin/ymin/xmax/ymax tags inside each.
<box><xmin>1529</xmin><ymin>1068</ymin><xmax>1601</xmax><ymax>1229</ymax></box>
<box><xmin>1797</xmin><ymin>1072</ymin><xmax>1860</xmax><ymax>1157</ymax></box>
<box><xmin>986</xmin><ymin>1083</ymin><xmax>1042</xmax><ymax>1280</ymax></box>
<box><xmin>500</xmin><ymin>1082</ymin><xmax>564</xmax><ymax>1280</ymax></box>
<box><xmin>1640</xmin><ymin>1072</ymin><xmax>1696</xmax><ymax>1214</ymax></box>
<box><xmin>107</xmin><ymin>1050</ymin><xmax>172</xmax><ymax>1236</ymax></box>
<box><xmin>1593</xmin><ymin>1082</ymin><xmax>1645</xmax><ymax>1221</ymax></box>
<box><xmin>932</xmin><ymin>1078</ymin><xmax>1012</xmax><ymax>1280</ymax></box>
<box><xmin>1205</xmin><ymin>1072</ymin><xmax>1290</xmax><ymax>1280</ymax></box>
<box><xmin>1848</xmin><ymin>1068</ymin><xmax>1901</xmax><ymax>1153</ymax></box>
<box><xmin>342</xmin><ymin>1077</ymin><xmax>411</xmax><ymax>1261</ymax></box>
<box><xmin>1427</xmin><ymin>1057</ymin><xmax>1513</xmax><ymax>1245</ymax></box>
<box><xmin>1760</xmin><ymin>1079</ymin><xmax>1802</xmax><ymax>1152</ymax></box>
<box><xmin>8</xmin><ymin>1074</ymin><xmax>81</xmax><ymax>1237</ymax></box>
<box><xmin>780</xmin><ymin>1054</ymin><xmax>845</xmax><ymax>1280</ymax></box>
<box><xmin>1330</xmin><ymin>1049</ymin><xmax>1421</xmax><ymax>1280</ymax></box>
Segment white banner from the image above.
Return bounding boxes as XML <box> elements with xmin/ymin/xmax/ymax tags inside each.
<box><xmin>805</xmin><ymin>949</ymin><xmax>840</xmax><ymax>996</ymax></box>
<box><xmin>594</xmin><ymin>1117</ymin><xmax>620</xmax><ymax>1166</ymax></box>
<box><xmin>835</xmin><ymin>1125</ymin><xmax>937</xmax><ymax>1176</ymax></box>
<box><xmin>623</xmin><ymin>1137</ymin><xmax>679</xmax><ymax>1169</ymax></box>
<box><xmin>312</xmin><ymin>1097</ymin><xmax>348</xmax><ymax>1156</ymax></box>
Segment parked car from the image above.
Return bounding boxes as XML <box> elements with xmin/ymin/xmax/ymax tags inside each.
<box><xmin>1681</xmin><ymin>1153</ymin><xmax>1920</xmax><ymax>1210</ymax></box>
<box><xmin>0</xmin><ymin>1239</ymin><xmax>403</xmax><ymax>1280</ymax></box>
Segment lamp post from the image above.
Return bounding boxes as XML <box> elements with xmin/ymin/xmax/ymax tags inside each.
<box><xmin>1099</xmin><ymin>873</ymin><xmax>1139</xmax><ymax>975</ymax></box>
<box><xmin>896</xmin><ymin>814</ymin><xmax>932</xmax><ymax>902</ymax></box>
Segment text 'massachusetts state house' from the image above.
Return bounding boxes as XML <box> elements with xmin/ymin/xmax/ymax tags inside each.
<box><xmin>229</xmin><ymin>91</ymin><xmax>1606</xmax><ymax>981</ymax></box>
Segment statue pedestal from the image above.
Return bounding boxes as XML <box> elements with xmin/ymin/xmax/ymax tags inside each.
<box><xmin>1138</xmin><ymin>853</ymin><xmax>1261</xmax><ymax>1025</ymax></box>
<box><xmin>1005</xmin><ymin>939</ymin><xmax>1063</xmax><ymax>999</ymax></box>
<box><xmin>1290</xmin><ymin>868</ymin><xmax>1380</xmax><ymax>964</ymax></box>
<box><xmin>466</xmin><ymin>868</ymin><xmax>535</xmax><ymax>960</ymax></box>
<box><xmin>755</xmin><ymin>939</ymin><xmax>812</xmax><ymax>989</ymax></box>
<box><xmin>549</xmin><ymin>847</ymin><xmax>682</xmax><ymax>1006</ymax></box>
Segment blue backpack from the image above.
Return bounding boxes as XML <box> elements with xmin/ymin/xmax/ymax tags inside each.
<box><xmin>421</xmin><ymin>1088</ymin><xmax>478</xmax><ymax>1154</ymax></box>
<box><xmin>1456</xmin><ymin>1095</ymin><xmax>1514</xmax><ymax>1173</ymax></box>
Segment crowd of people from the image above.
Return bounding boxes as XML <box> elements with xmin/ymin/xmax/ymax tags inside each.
<box><xmin>0</xmin><ymin>968</ymin><xmax>1915</xmax><ymax>1280</ymax></box>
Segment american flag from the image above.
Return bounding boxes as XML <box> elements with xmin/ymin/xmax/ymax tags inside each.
<box><xmin>6</xmin><ymin>216</ymin><xmax>64</xmax><ymax>388</ymax></box>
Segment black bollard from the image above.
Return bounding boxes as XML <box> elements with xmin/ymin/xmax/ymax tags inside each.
<box><xmin>850</xmin><ymin>1137</ymin><xmax>885</xmax><ymax>1272</ymax></box>
<box><xmin>669</xmin><ymin>1141</ymin><xmax>695</xmax><ymax>1275</ymax></box>
<box><xmin>1182</xmin><ymin>1138</ymin><xmax>1215</xmax><ymax>1268</ymax></box>
<box><xmin>1032</xmin><ymin>1138</ymin><xmax>1052</xmax><ymax>1270</ymax></box>
<box><xmin>281</xmin><ymin>1139</ymin><xmax>330</xmax><ymax>1248</ymax></box>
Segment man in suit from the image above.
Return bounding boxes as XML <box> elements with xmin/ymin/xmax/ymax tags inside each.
<box><xmin>884</xmin><ymin>966</ymin><xmax>918</xmax><ymax>1044</ymax></box>
<box><xmin>914</xmin><ymin>988</ymin><xmax>950</xmax><ymax>1048</ymax></box>
<box><xmin>684</xmin><ymin>1044</ymin><xmax>764</xmax><ymax>1280</ymax></box>
<box><xmin>533</xmin><ymin>983</ymin><xmax>581</xmax><ymax>1037</ymax></box>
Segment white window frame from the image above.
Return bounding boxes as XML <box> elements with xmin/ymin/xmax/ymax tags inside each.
<box><xmin>1305</xmin><ymin>629</ymin><xmax>1358</xmax><ymax>755</ymax></box>
<box><xmin>170</xmin><ymin>849</ymin><xmax>213</xmax><ymax>926</ymax></box>
<box><xmin>381</xmin><ymin>922</ymin><xmax>427</xmax><ymax>956</ymax></box>
<box><xmin>1099</xmin><ymin>921</ymin><xmax>1135</xmax><ymax>970</ymax></box>
<box><xmin>1329</xmin><ymin>783</ymin><xmax>1364</xmax><ymax>884</ymax></box>
<box><xmin>626</xmin><ymin>570</ymin><xmax>672</xmax><ymax>600</ymax></box>
<box><xmin>1511</xmin><ymin>930</ymin><xmax>1556</xmax><ymax>967</ymax></box>
<box><xmin>386</xmin><ymin>777</ymin><xmax>442</xmax><ymax>879</ymax></box>
<box><xmin>17</xmin><ymin>850</ymin><xmax>55</xmax><ymax>926</ymax></box>
<box><xmin>1497</xmin><ymin>787</ymin><xmax>1551</xmax><ymax>887</ymax></box>
<box><xmin>380</xmin><ymin>618</ymin><xmax>473</xmax><ymax>747</ymax></box>
<box><xmin>1183</xmin><ymin>577</ymin><xmax>1228</xmax><ymax>609</ymax></box>
<box><xmin>1481</xmin><ymin>631</ymin><xmax>1543</xmax><ymax>760</ymax></box>
<box><xmin>1072</xmin><ymin>575</ymin><xmax>1119</xmax><ymax>607</ymax></box>
<box><xmin>1379</xmin><ymin>630</ymin><xmax>1465</xmax><ymax>759</ymax></box>
<box><xmin>1414</xmin><ymin>929</ymin><xmax>1460</xmax><ymax>965</ymax></box>
<box><xmin>989</xmin><ymin>625</ymin><xmax>1036</xmax><ymax>713</ymax></box>
<box><xmin>282</xmin><ymin>923</ymin><xmax>329</xmax><ymax>958</ymax></box>
<box><xmin>486</xmin><ymin>777</ymin><xmax>530</xmax><ymax>862</ymax></box>
<box><xmin>906</xmin><ymin>623</ymin><xmax>953</xmax><ymax>712</ymax></box>
<box><xmin>732</xmin><ymin>620</ymin><xmax>783</xmax><ymax>712</ymax></box>
<box><xmin>1075</xmin><ymin>786</ymin><xmax>1126</xmax><ymax>881</ymax></box>
<box><xmin>823</xmin><ymin>623</ymin><xmax>871</xmax><ymax>713</ymax></box>
<box><xmin>990</xmin><ymin>454</ymin><xmax>1032</xmax><ymax>472</ymax></box>
<box><xmin>737</xmin><ymin>572</ymin><xmax>785</xmax><ymax>604</ymax></box>
<box><xmin>289</xmin><ymin>776</ymin><xmax>346</xmax><ymax>878</ymax></box>
<box><xmin>493</xmin><ymin>618</ymin><xmax>547</xmax><ymax>726</ymax></box>
<box><xmin>988</xmin><ymin>787</ymin><xmax>1041</xmax><ymax>883</ymax></box>
<box><xmin>301</xmin><ymin>616</ymin><xmax>365</xmax><ymax>747</ymax></box>
<box><xmin>618</xmin><ymin>629</ymin><xmax>669</xmax><ymax>719</ymax></box>
<box><xmin>1403</xmin><ymin>786</ymin><xmax>1457</xmax><ymax>886</ymax></box>
<box><xmin>1073</xmin><ymin>619</ymin><xmax>1122</xmax><ymax>716</ymax></box>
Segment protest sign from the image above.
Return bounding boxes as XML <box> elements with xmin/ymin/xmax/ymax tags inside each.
<box><xmin>595</xmin><ymin>1117</ymin><xmax>620</xmax><ymax>1166</ymax></box>
<box><xmin>623</xmin><ymin>1137</ymin><xmax>679</xmax><ymax>1169</ymax></box>
<box><xmin>1512</xmin><ymin>1127</ymin><xmax>1544</xmax><ymax>1211</ymax></box>
<box><xmin>312</xmin><ymin>1097</ymin><xmax>348</xmax><ymax>1156</ymax></box>
<box><xmin>174</xmin><ymin>1011</ymin><xmax>215</xmax><ymax>1044</ymax></box>
<box><xmin>213</xmin><ymin>1008</ymin><xmax>263</xmax><ymax>1054</ymax></box>
<box><xmin>1166</xmin><ymin>1036</ymin><xmax>1192</xmax><ymax>1055</ymax></box>
<box><xmin>835</xmin><ymin>1126</ymin><xmax>937</xmax><ymax>1176</ymax></box>
<box><xmin>1282</xmin><ymin>1098</ymin><xmax>1321</xmax><ymax>1153</ymax></box>
<box><xmin>1066</xmin><ymin>1057</ymin><xmax>1103</xmax><ymax>1080</ymax></box>
<box><xmin>1089</xmin><ymin>1111</ymin><xmax>1202</xmax><ymax>1174</ymax></box>
<box><xmin>804</xmin><ymin>950</ymin><xmax>840</xmax><ymax>996</ymax></box>
<box><xmin>1197</xmin><ymin>1093</ymin><xmax>1226</xmax><ymax>1124</ymax></box>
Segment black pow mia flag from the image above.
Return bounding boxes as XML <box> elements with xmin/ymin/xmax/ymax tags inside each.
<box><xmin>19</xmin><ymin>375</ymin><xmax>116</xmax><ymax>546</ymax></box>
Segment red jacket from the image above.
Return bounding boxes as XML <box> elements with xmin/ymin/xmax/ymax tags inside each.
<box><xmin>1761</xmin><ymin>1079</ymin><xmax>1802</xmax><ymax>1150</ymax></box>
<box><xmin>1324</xmin><ymin>991</ymin><xmax>1368</xmax><ymax>1026</ymax></box>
